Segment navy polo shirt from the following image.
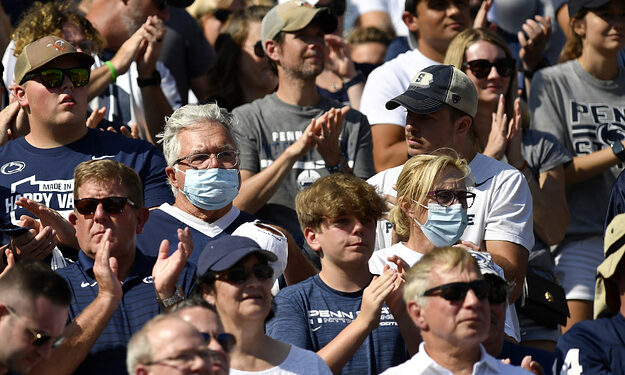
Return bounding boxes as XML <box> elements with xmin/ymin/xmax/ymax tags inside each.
<box><xmin>55</xmin><ymin>249</ymin><xmax>196</xmax><ymax>375</ymax></box>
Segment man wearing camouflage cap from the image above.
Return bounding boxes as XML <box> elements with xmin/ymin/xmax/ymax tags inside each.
<box><xmin>231</xmin><ymin>0</ymin><xmax>375</xmax><ymax>254</ymax></box>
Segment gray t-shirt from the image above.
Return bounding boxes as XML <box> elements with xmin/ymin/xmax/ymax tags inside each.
<box><xmin>529</xmin><ymin>60</ymin><xmax>625</xmax><ymax>235</ymax></box>
<box><xmin>232</xmin><ymin>93</ymin><xmax>375</xmax><ymax>241</ymax></box>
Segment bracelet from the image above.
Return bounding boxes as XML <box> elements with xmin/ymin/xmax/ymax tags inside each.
<box><xmin>157</xmin><ymin>285</ymin><xmax>185</xmax><ymax>309</ymax></box>
<box><xmin>326</xmin><ymin>158</ymin><xmax>348</xmax><ymax>174</ymax></box>
<box><xmin>104</xmin><ymin>61</ymin><xmax>117</xmax><ymax>82</ymax></box>
<box><xmin>341</xmin><ymin>71</ymin><xmax>364</xmax><ymax>91</ymax></box>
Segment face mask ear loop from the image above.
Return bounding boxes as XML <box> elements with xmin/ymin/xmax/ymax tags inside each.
<box><xmin>411</xmin><ymin>199</ymin><xmax>429</xmax><ymax>228</ymax></box>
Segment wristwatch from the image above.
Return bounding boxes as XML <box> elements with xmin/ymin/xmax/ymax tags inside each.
<box><xmin>137</xmin><ymin>69</ymin><xmax>161</xmax><ymax>88</ymax></box>
<box><xmin>326</xmin><ymin>158</ymin><xmax>348</xmax><ymax>174</ymax></box>
<box><xmin>611</xmin><ymin>141</ymin><xmax>625</xmax><ymax>162</ymax></box>
<box><xmin>157</xmin><ymin>285</ymin><xmax>185</xmax><ymax>309</ymax></box>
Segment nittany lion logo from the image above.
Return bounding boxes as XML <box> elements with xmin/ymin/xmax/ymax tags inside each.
<box><xmin>596</xmin><ymin>122</ymin><xmax>625</xmax><ymax>145</ymax></box>
<box><xmin>412</xmin><ymin>72</ymin><xmax>433</xmax><ymax>88</ymax></box>
<box><xmin>295</xmin><ymin>0</ymin><xmax>317</xmax><ymax>7</ymax></box>
<box><xmin>46</xmin><ymin>40</ymin><xmax>66</xmax><ymax>51</ymax></box>
<box><xmin>1</xmin><ymin>161</ymin><xmax>25</xmax><ymax>175</ymax></box>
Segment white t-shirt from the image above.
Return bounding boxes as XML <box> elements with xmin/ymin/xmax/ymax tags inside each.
<box><xmin>348</xmin><ymin>0</ymin><xmax>408</xmax><ymax>37</ymax></box>
<box><xmin>381</xmin><ymin>342</ymin><xmax>531</xmax><ymax>374</ymax></box>
<box><xmin>368</xmin><ymin>153</ymin><xmax>534</xmax><ymax>252</ymax></box>
<box><xmin>369</xmin><ymin>244</ymin><xmax>521</xmax><ymax>341</ymax></box>
<box><xmin>229</xmin><ymin>345</ymin><xmax>332</xmax><ymax>375</ymax></box>
<box><xmin>360</xmin><ymin>48</ymin><xmax>439</xmax><ymax>128</ymax></box>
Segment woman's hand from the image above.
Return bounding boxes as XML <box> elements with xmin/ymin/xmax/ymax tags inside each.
<box><xmin>483</xmin><ymin>95</ymin><xmax>510</xmax><ymax>160</ymax></box>
<box><xmin>505</xmin><ymin>97</ymin><xmax>525</xmax><ymax>169</ymax></box>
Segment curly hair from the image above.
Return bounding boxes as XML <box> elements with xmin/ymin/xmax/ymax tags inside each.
<box><xmin>12</xmin><ymin>0</ymin><xmax>104</xmax><ymax>56</ymax></box>
<box><xmin>296</xmin><ymin>173</ymin><xmax>387</xmax><ymax>233</ymax></box>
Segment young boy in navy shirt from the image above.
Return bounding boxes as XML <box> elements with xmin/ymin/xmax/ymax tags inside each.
<box><xmin>266</xmin><ymin>174</ymin><xmax>418</xmax><ymax>375</ymax></box>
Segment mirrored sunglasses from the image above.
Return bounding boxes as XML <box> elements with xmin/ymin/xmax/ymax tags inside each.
<box><xmin>74</xmin><ymin>197</ymin><xmax>136</xmax><ymax>215</ymax></box>
<box><xmin>463</xmin><ymin>58</ymin><xmax>516</xmax><ymax>79</ymax></box>
<box><xmin>423</xmin><ymin>279</ymin><xmax>490</xmax><ymax>302</ymax></box>
<box><xmin>216</xmin><ymin>264</ymin><xmax>274</xmax><ymax>284</ymax></box>
<box><xmin>21</xmin><ymin>67</ymin><xmax>90</xmax><ymax>88</ymax></box>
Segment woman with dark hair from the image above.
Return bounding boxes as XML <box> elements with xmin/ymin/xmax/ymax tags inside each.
<box><xmin>195</xmin><ymin>235</ymin><xmax>331</xmax><ymax>374</ymax></box>
<box><xmin>204</xmin><ymin>6</ymin><xmax>277</xmax><ymax>111</ymax></box>
<box><xmin>528</xmin><ymin>0</ymin><xmax>625</xmax><ymax>332</ymax></box>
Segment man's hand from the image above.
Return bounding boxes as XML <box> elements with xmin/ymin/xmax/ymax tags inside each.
<box><xmin>472</xmin><ymin>0</ymin><xmax>493</xmax><ymax>29</ymax></box>
<box><xmin>311</xmin><ymin>106</ymin><xmax>349</xmax><ymax>167</ymax></box>
<box><xmin>0</xmin><ymin>247</ymin><xmax>15</xmax><ymax>278</ymax></box>
<box><xmin>521</xmin><ymin>355</ymin><xmax>544</xmax><ymax>375</ymax></box>
<box><xmin>93</xmin><ymin>229</ymin><xmax>123</xmax><ymax>301</ymax></box>
<box><xmin>109</xmin><ymin>26</ymin><xmax>146</xmax><ymax>77</ymax></box>
<box><xmin>0</xmin><ymin>101</ymin><xmax>29</xmax><ymax>146</ymax></box>
<box><xmin>323</xmin><ymin>34</ymin><xmax>357</xmax><ymax>81</ymax></box>
<box><xmin>9</xmin><ymin>225</ymin><xmax>57</xmax><ymax>261</ymax></box>
<box><xmin>152</xmin><ymin>228</ymin><xmax>192</xmax><ymax>300</ymax></box>
<box><xmin>518</xmin><ymin>15</ymin><xmax>551</xmax><ymax>72</ymax></box>
<box><xmin>16</xmin><ymin>198</ymin><xmax>78</xmax><ymax>249</ymax></box>
<box><xmin>358</xmin><ymin>269</ymin><xmax>398</xmax><ymax>330</ymax></box>
<box><xmin>136</xmin><ymin>16</ymin><xmax>166</xmax><ymax>77</ymax></box>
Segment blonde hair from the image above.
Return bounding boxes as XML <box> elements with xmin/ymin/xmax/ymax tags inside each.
<box><xmin>296</xmin><ymin>173</ymin><xmax>387</xmax><ymax>233</ymax></box>
<box><xmin>73</xmin><ymin>159</ymin><xmax>144</xmax><ymax>208</ymax></box>
<box><xmin>389</xmin><ymin>150</ymin><xmax>471</xmax><ymax>238</ymax></box>
<box><xmin>444</xmin><ymin>28</ymin><xmax>520</xmax><ymax>143</ymax></box>
<box><xmin>403</xmin><ymin>246</ymin><xmax>479</xmax><ymax>307</ymax></box>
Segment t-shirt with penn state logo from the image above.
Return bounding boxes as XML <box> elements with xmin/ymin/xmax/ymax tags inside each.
<box><xmin>265</xmin><ymin>274</ymin><xmax>408</xmax><ymax>375</ymax></box>
<box><xmin>530</xmin><ymin>60</ymin><xmax>625</xmax><ymax>235</ymax></box>
<box><xmin>0</xmin><ymin>128</ymin><xmax>173</xmax><ymax>230</ymax></box>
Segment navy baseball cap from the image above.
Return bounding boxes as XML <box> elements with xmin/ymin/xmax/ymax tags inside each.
<box><xmin>568</xmin><ymin>0</ymin><xmax>611</xmax><ymax>17</ymax></box>
<box><xmin>196</xmin><ymin>234</ymin><xmax>278</xmax><ymax>275</ymax></box>
<box><xmin>386</xmin><ymin>65</ymin><xmax>478</xmax><ymax>117</ymax></box>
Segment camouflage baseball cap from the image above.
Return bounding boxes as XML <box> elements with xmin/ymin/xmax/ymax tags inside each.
<box><xmin>14</xmin><ymin>35</ymin><xmax>94</xmax><ymax>85</ymax></box>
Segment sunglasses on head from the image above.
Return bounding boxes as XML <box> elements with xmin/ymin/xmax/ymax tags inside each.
<box><xmin>201</xmin><ymin>332</ymin><xmax>237</xmax><ymax>353</ymax></box>
<box><xmin>214</xmin><ymin>8</ymin><xmax>232</xmax><ymax>23</ymax></box>
<box><xmin>253</xmin><ymin>41</ymin><xmax>265</xmax><ymax>58</ymax></box>
<box><xmin>21</xmin><ymin>67</ymin><xmax>90</xmax><ymax>88</ymax></box>
<box><xmin>423</xmin><ymin>279</ymin><xmax>490</xmax><ymax>302</ymax></box>
<box><xmin>216</xmin><ymin>264</ymin><xmax>273</xmax><ymax>284</ymax></box>
<box><xmin>463</xmin><ymin>58</ymin><xmax>516</xmax><ymax>79</ymax></box>
<box><xmin>5</xmin><ymin>305</ymin><xmax>64</xmax><ymax>348</ymax></box>
<box><xmin>74</xmin><ymin>197</ymin><xmax>136</xmax><ymax>215</ymax></box>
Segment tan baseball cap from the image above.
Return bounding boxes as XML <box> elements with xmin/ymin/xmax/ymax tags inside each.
<box><xmin>14</xmin><ymin>35</ymin><xmax>94</xmax><ymax>85</ymax></box>
<box><xmin>594</xmin><ymin>213</ymin><xmax>625</xmax><ymax>318</ymax></box>
<box><xmin>261</xmin><ymin>0</ymin><xmax>337</xmax><ymax>52</ymax></box>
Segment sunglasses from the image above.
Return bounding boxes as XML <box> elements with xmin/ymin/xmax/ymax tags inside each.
<box><xmin>423</xmin><ymin>279</ymin><xmax>490</xmax><ymax>302</ymax></box>
<box><xmin>214</xmin><ymin>8</ymin><xmax>232</xmax><ymax>23</ymax></box>
<box><xmin>463</xmin><ymin>58</ymin><xmax>516</xmax><ymax>79</ymax></box>
<box><xmin>74</xmin><ymin>197</ymin><xmax>136</xmax><ymax>215</ymax></box>
<box><xmin>216</xmin><ymin>264</ymin><xmax>274</xmax><ymax>284</ymax></box>
<box><xmin>5</xmin><ymin>305</ymin><xmax>64</xmax><ymax>348</ymax></box>
<box><xmin>428</xmin><ymin>190</ymin><xmax>476</xmax><ymax>208</ymax></box>
<box><xmin>485</xmin><ymin>277</ymin><xmax>508</xmax><ymax>304</ymax></box>
<box><xmin>21</xmin><ymin>67</ymin><xmax>90</xmax><ymax>88</ymax></box>
<box><xmin>253</xmin><ymin>41</ymin><xmax>265</xmax><ymax>58</ymax></box>
<box><xmin>201</xmin><ymin>332</ymin><xmax>237</xmax><ymax>353</ymax></box>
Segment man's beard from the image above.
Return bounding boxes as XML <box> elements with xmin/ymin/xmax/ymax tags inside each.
<box><xmin>282</xmin><ymin>60</ymin><xmax>324</xmax><ymax>82</ymax></box>
<box><xmin>120</xmin><ymin>1</ymin><xmax>146</xmax><ymax>37</ymax></box>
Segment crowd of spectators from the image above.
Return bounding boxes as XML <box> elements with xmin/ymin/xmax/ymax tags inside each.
<box><xmin>1</xmin><ymin>0</ymin><xmax>625</xmax><ymax>374</ymax></box>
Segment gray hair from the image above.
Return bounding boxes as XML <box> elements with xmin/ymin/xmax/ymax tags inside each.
<box><xmin>157</xmin><ymin>103</ymin><xmax>238</xmax><ymax>167</ymax></box>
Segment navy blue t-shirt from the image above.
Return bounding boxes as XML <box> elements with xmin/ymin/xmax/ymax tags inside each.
<box><xmin>0</xmin><ymin>128</ymin><xmax>173</xmax><ymax>226</ymax></box>
<box><xmin>136</xmin><ymin>205</ymin><xmax>256</xmax><ymax>264</ymax></box>
<box><xmin>266</xmin><ymin>275</ymin><xmax>408</xmax><ymax>375</ymax></box>
<box><xmin>55</xmin><ymin>250</ymin><xmax>196</xmax><ymax>375</ymax></box>
<box><xmin>554</xmin><ymin>313</ymin><xmax>625</xmax><ymax>374</ymax></box>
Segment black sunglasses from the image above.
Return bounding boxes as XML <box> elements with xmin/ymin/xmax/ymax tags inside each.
<box><xmin>463</xmin><ymin>58</ymin><xmax>516</xmax><ymax>79</ymax></box>
<box><xmin>423</xmin><ymin>279</ymin><xmax>490</xmax><ymax>302</ymax></box>
<box><xmin>216</xmin><ymin>264</ymin><xmax>273</xmax><ymax>284</ymax></box>
<box><xmin>201</xmin><ymin>332</ymin><xmax>237</xmax><ymax>353</ymax></box>
<box><xmin>214</xmin><ymin>8</ymin><xmax>232</xmax><ymax>23</ymax></box>
<box><xmin>5</xmin><ymin>305</ymin><xmax>64</xmax><ymax>348</ymax></box>
<box><xmin>21</xmin><ymin>67</ymin><xmax>90</xmax><ymax>88</ymax></box>
<box><xmin>428</xmin><ymin>190</ymin><xmax>476</xmax><ymax>208</ymax></box>
<box><xmin>484</xmin><ymin>275</ymin><xmax>508</xmax><ymax>304</ymax></box>
<box><xmin>318</xmin><ymin>0</ymin><xmax>345</xmax><ymax>16</ymax></box>
<box><xmin>153</xmin><ymin>0</ymin><xmax>167</xmax><ymax>11</ymax></box>
<box><xmin>253</xmin><ymin>41</ymin><xmax>265</xmax><ymax>58</ymax></box>
<box><xmin>74</xmin><ymin>197</ymin><xmax>136</xmax><ymax>215</ymax></box>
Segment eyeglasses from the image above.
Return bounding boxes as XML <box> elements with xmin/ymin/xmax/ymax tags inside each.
<box><xmin>74</xmin><ymin>197</ymin><xmax>136</xmax><ymax>215</ymax></box>
<box><xmin>145</xmin><ymin>347</ymin><xmax>215</xmax><ymax>368</ymax></box>
<box><xmin>423</xmin><ymin>279</ymin><xmax>490</xmax><ymax>302</ymax></box>
<box><xmin>318</xmin><ymin>0</ymin><xmax>345</xmax><ymax>16</ymax></box>
<box><xmin>201</xmin><ymin>332</ymin><xmax>236</xmax><ymax>353</ymax></box>
<box><xmin>21</xmin><ymin>67</ymin><xmax>90</xmax><ymax>88</ymax></box>
<box><xmin>214</xmin><ymin>8</ymin><xmax>232</xmax><ymax>23</ymax></box>
<box><xmin>427</xmin><ymin>190</ymin><xmax>476</xmax><ymax>208</ymax></box>
<box><xmin>5</xmin><ymin>305</ymin><xmax>64</xmax><ymax>348</ymax></box>
<box><xmin>215</xmin><ymin>264</ymin><xmax>274</xmax><ymax>284</ymax></box>
<box><xmin>484</xmin><ymin>276</ymin><xmax>508</xmax><ymax>304</ymax></box>
<box><xmin>463</xmin><ymin>58</ymin><xmax>516</xmax><ymax>79</ymax></box>
<box><xmin>253</xmin><ymin>41</ymin><xmax>265</xmax><ymax>58</ymax></box>
<box><xmin>174</xmin><ymin>151</ymin><xmax>240</xmax><ymax>169</ymax></box>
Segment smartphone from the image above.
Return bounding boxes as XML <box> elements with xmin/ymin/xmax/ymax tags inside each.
<box><xmin>0</xmin><ymin>223</ymin><xmax>31</xmax><ymax>237</ymax></box>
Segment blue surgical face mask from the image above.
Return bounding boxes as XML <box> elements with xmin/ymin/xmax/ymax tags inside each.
<box><xmin>175</xmin><ymin>167</ymin><xmax>239</xmax><ymax>210</ymax></box>
<box><xmin>413</xmin><ymin>203</ymin><xmax>468</xmax><ymax>247</ymax></box>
